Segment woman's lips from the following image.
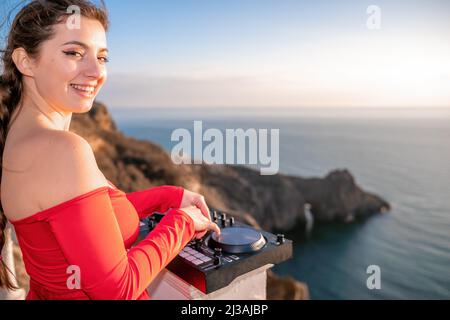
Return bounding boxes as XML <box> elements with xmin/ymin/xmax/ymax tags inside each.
<box><xmin>70</xmin><ymin>84</ymin><xmax>96</xmax><ymax>98</ymax></box>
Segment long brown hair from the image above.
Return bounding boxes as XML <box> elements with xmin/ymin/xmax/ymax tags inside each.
<box><xmin>0</xmin><ymin>0</ymin><xmax>109</xmax><ymax>290</ymax></box>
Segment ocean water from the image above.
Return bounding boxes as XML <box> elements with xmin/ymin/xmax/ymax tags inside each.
<box><xmin>108</xmin><ymin>107</ymin><xmax>450</xmax><ymax>299</ymax></box>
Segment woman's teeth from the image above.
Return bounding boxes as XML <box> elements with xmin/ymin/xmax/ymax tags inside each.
<box><xmin>70</xmin><ymin>84</ymin><xmax>95</xmax><ymax>96</ymax></box>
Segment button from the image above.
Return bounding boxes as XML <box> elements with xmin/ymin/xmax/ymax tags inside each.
<box><xmin>223</xmin><ymin>257</ymin><xmax>232</xmax><ymax>263</ymax></box>
<box><xmin>179</xmin><ymin>252</ymin><xmax>188</xmax><ymax>258</ymax></box>
<box><xmin>229</xmin><ymin>255</ymin><xmax>240</xmax><ymax>260</ymax></box>
<box><xmin>277</xmin><ymin>234</ymin><xmax>285</xmax><ymax>244</ymax></box>
<box><xmin>214</xmin><ymin>248</ymin><xmax>222</xmax><ymax>256</ymax></box>
<box><xmin>213</xmin><ymin>256</ymin><xmax>222</xmax><ymax>266</ymax></box>
<box><xmin>185</xmin><ymin>256</ymin><xmax>196</xmax><ymax>262</ymax></box>
<box><xmin>200</xmin><ymin>257</ymin><xmax>212</xmax><ymax>262</ymax></box>
<box><xmin>191</xmin><ymin>259</ymin><xmax>203</xmax><ymax>265</ymax></box>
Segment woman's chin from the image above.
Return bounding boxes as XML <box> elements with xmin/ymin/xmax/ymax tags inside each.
<box><xmin>69</xmin><ymin>100</ymin><xmax>95</xmax><ymax>113</ymax></box>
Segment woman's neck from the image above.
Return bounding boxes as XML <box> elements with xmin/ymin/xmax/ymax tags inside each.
<box><xmin>10</xmin><ymin>92</ymin><xmax>72</xmax><ymax>133</ymax></box>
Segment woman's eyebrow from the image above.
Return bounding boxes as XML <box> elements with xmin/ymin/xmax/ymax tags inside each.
<box><xmin>61</xmin><ymin>40</ymin><xmax>108</xmax><ymax>53</ymax></box>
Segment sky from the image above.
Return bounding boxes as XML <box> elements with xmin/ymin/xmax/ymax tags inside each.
<box><xmin>1</xmin><ymin>0</ymin><xmax>450</xmax><ymax>108</ymax></box>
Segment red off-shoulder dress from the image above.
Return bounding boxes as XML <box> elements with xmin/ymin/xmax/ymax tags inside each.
<box><xmin>9</xmin><ymin>182</ymin><xmax>195</xmax><ymax>300</ymax></box>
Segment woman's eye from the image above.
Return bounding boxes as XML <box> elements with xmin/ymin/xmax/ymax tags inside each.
<box><xmin>98</xmin><ymin>56</ymin><xmax>109</xmax><ymax>63</ymax></box>
<box><xmin>63</xmin><ymin>51</ymin><xmax>109</xmax><ymax>63</ymax></box>
<box><xmin>64</xmin><ymin>51</ymin><xmax>83</xmax><ymax>58</ymax></box>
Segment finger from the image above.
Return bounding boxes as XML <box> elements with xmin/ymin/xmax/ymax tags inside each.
<box><xmin>209</xmin><ymin>221</ymin><xmax>221</xmax><ymax>236</ymax></box>
<box><xmin>195</xmin><ymin>196</ymin><xmax>211</xmax><ymax>221</ymax></box>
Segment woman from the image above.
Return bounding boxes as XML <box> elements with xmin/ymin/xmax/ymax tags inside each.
<box><xmin>0</xmin><ymin>0</ymin><xmax>220</xmax><ymax>300</ymax></box>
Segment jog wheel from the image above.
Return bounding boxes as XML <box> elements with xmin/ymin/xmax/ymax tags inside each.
<box><xmin>207</xmin><ymin>226</ymin><xmax>267</xmax><ymax>254</ymax></box>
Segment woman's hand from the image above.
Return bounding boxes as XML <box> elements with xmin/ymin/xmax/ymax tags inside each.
<box><xmin>179</xmin><ymin>189</ymin><xmax>220</xmax><ymax>238</ymax></box>
<box><xmin>180</xmin><ymin>189</ymin><xmax>210</xmax><ymax>222</ymax></box>
<box><xmin>180</xmin><ymin>206</ymin><xmax>221</xmax><ymax>239</ymax></box>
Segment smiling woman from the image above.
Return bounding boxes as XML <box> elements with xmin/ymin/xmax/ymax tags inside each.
<box><xmin>0</xmin><ymin>0</ymin><xmax>220</xmax><ymax>300</ymax></box>
<box><xmin>0</xmin><ymin>0</ymin><xmax>110</xmax><ymax>296</ymax></box>
<box><xmin>27</xmin><ymin>16</ymin><xmax>109</xmax><ymax>110</ymax></box>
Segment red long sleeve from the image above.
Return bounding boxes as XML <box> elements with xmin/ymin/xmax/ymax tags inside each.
<box><xmin>125</xmin><ymin>185</ymin><xmax>184</xmax><ymax>219</ymax></box>
<box><xmin>39</xmin><ymin>187</ymin><xmax>195</xmax><ymax>300</ymax></box>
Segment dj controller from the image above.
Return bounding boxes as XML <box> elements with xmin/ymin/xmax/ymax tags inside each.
<box><xmin>139</xmin><ymin>208</ymin><xmax>293</xmax><ymax>294</ymax></box>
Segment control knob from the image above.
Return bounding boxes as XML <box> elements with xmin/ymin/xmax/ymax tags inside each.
<box><xmin>213</xmin><ymin>247</ymin><xmax>223</xmax><ymax>266</ymax></box>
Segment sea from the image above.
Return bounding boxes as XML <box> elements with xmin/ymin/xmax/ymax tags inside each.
<box><xmin>108</xmin><ymin>106</ymin><xmax>450</xmax><ymax>300</ymax></box>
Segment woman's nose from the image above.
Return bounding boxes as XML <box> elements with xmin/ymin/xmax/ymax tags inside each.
<box><xmin>83</xmin><ymin>55</ymin><xmax>105</xmax><ymax>79</ymax></box>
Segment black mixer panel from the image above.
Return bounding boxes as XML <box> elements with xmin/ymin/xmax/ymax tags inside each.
<box><xmin>139</xmin><ymin>209</ymin><xmax>293</xmax><ymax>294</ymax></box>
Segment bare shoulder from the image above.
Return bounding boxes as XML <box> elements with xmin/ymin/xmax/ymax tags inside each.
<box><xmin>2</xmin><ymin>130</ymin><xmax>109</xmax><ymax>221</ymax></box>
<box><xmin>44</xmin><ymin>131</ymin><xmax>109</xmax><ymax>195</ymax></box>
<box><xmin>46</xmin><ymin>130</ymin><xmax>94</xmax><ymax>161</ymax></box>
<box><xmin>34</xmin><ymin>131</ymin><xmax>109</xmax><ymax>208</ymax></box>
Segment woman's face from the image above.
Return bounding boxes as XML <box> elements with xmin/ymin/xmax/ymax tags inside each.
<box><xmin>30</xmin><ymin>16</ymin><xmax>108</xmax><ymax>113</ymax></box>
